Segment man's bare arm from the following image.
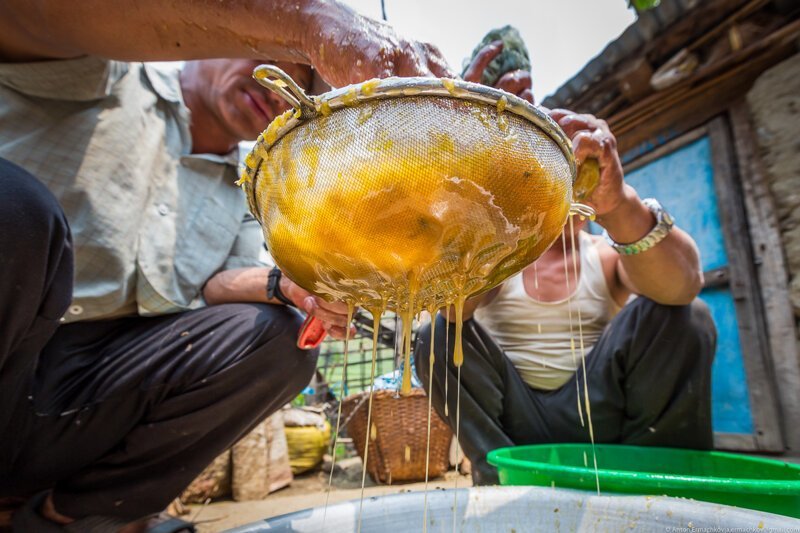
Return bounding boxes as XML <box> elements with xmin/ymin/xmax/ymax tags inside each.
<box><xmin>0</xmin><ymin>0</ymin><xmax>452</xmax><ymax>87</ymax></box>
<box><xmin>203</xmin><ymin>267</ymin><xmax>355</xmax><ymax>339</ymax></box>
<box><xmin>551</xmin><ymin>110</ymin><xmax>703</xmax><ymax>306</ymax></box>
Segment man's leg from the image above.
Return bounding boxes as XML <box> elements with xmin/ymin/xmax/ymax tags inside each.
<box><xmin>0</xmin><ymin>158</ymin><xmax>73</xmax><ymax>469</ymax></box>
<box><xmin>415</xmin><ymin>297</ymin><xmax>716</xmax><ymax>484</ymax></box>
<box><xmin>7</xmin><ymin>302</ymin><xmax>318</xmax><ymax>521</ymax></box>
<box><xmin>541</xmin><ymin>297</ymin><xmax>716</xmax><ymax>449</ymax></box>
<box><xmin>414</xmin><ymin>315</ymin><xmax>553</xmax><ymax>485</ymax></box>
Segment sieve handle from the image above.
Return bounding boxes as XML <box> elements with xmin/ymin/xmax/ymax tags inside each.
<box><xmin>298</xmin><ymin>315</ymin><xmax>327</xmax><ymax>350</ymax></box>
<box><xmin>569</xmin><ymin>158</ymin><xmax>600</xmax><ymax>219</ymax></box>
<box><xmin>573</xmin><ymin>158</ymin><xmax>601</xmax><ymax>202</ymax></box>
<box><xmin>253</xmin><ymin>64</ymin><xmax>317</xmax><ymax>118</ymax></box>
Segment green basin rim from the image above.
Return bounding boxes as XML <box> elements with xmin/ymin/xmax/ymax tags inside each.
<box><xmin>487</xmin><ymin>444</ymin><xmax>800</xmax><ymax>494</ymax></box>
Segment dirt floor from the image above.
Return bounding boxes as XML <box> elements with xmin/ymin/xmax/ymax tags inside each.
<box><xmin>186</xmin><ymin>470</ymin><xmax>472</xmax><ymax>532</ymax></box>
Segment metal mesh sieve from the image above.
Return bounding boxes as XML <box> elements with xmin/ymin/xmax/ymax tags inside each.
<box><xmin>240</xmin><ymin>66</ymin><xmax>585</xmax><ymax>312</ymax></box>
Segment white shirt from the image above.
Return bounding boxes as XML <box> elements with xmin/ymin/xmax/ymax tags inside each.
<box><xmin>0</xmin><ymin>56</ymin><xmax>264</xmax><ymax>321</ymax></box>
<box><xmin>475</xmin><ymin>231</ymin><xmax>620</xmax><ymax>390</ymax></box>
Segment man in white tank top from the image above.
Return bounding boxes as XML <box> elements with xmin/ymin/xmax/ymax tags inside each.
<box><xmin>415</xmin><ymin>38</ymin><xmax>716</xmax><ymax>485</ymax></box>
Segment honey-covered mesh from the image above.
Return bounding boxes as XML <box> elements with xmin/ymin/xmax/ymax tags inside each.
<box><xmin>245</xmin><ymin>80</ymin><xmax>574</xmax><ymax>312</ymax></box>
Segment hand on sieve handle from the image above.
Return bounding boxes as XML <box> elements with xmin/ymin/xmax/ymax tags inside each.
<box><xmin>549</xmin><ymin>109</ymin><xmax>625</xmax><ymax>217</ymax></box>
<box><xmin>574</xmin><ymin>158</ymin><xmax>601</xmax><ymax>203</ymax></box>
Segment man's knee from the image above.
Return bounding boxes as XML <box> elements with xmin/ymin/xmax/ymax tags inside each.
<box><xmin>628</xmin><ymin>296</ymin><xmax>716</xmax><ymax>361</ymax></box>
<box><xmin>247</xmin><ymin>304</ymin><xmax>319</xmax><ymax>393</ymax></box>
<box><xmin>0</xmin><ymin>159</ymin><xmax>68</xmax><ymax>241</ymax></box>
<box><xmin>686</xmin><ymin>297</ymin><xmax>715</xmax><ymax>337</ymax></box>
<box><xmin>0</xmin><ymin>158</ymin><xmax>72</xmax><ymax>340</ymax></box>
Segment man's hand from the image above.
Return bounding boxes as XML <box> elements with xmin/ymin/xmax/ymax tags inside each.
<box><xmin>202</xmin><ymin>267</ymin><xmax>355</xmax><ymax>340</ymax></box>
<box><xmin>548</xmin><ymin>109</ymin><xmax>627</xmax><ymax>217</ymax></box>
<box><xmin>462</xmin><ymin>41</ymin><xmax>533</xmax><ymax>103</ymax></box>
<box><xmin>279</xmin><ymin>275</ymin><xmax>355</xmax><ymax>340</ymax></box>
<box><xmin>307</xmin><ymin>4</ymin><xmax>453</xmax><ymax>87</ymax></box>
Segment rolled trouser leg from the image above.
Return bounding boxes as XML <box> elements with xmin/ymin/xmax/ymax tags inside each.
<box><xmin>10</xmin><ymin>303</ymin><xmax>316</xmax><ymax>520</ymax></box>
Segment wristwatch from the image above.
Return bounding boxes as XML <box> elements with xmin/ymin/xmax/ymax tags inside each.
<box><xmin>603</xmin><ymin>198</ymin><xmax>674</xmax><ymax>255</ymax></box>
<box><xmin>267</xmin><ymin>267</ymin><xmax>295</xmax><ymax>306</ymax></box>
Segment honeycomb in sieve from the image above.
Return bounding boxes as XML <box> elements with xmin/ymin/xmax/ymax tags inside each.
<box><xmin>250</xmin><ymin>96</ymin><xmax>572</xmax><ymax>312</ymax></box>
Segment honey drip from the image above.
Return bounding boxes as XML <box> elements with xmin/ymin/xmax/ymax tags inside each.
<box><xmin>534</xmin><ymin>262</ymin><xmax>542</xmax><ymax>335</ymax></box>
<box><xmin>561</xmin><ymin>230</ymin><xmax>585</xmax><ymax>428</ymax></box>
<box><xmin>568</xmin><ymin>217</ymin><xmax>600</xmax><ymax>495</ymax></box>
<box><xmin>452</xmin><ymin>287</ymin><xmax>466</xmax><ymax>367</ymax></box>
<box><xmin>444</xmin><ymin>307</ymin><xmax>450</xmax><ymax>417</ymax></box>
<box><xmin>453</xmin><ymin>362</ymin><xmax>462</xmax><ymax>533</ymax></box>
<box><xmin>422</xmin><ymin>305</ymin><xmax>437</xmax><ymax>533</ymax></box>
<box><xmin>357</xmin><ymin>307</ymin><xmax>384</xmax><ymax>533</ymax></box>
<box><xmin>400</xmin><ymin>272</ymin><xmax>419</xmax><ymax>395</ymax></box>
<box><xmin>322</xmin><ymin>303</ymin><xmax>354</xmax><ymax>528</ymax></box>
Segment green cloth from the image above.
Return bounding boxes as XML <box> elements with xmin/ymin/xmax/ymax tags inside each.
<box><xmin>461</xmin><ymin>25</ymin><xmax>531</xmax><ymax>87</ymax></box>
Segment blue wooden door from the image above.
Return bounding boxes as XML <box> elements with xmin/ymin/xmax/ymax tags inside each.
<box><xmin>624</xmin><ymin>136</ymin><xmax>754</xmax><ymax>436</ymax></box>
<box><xmin>593</xmin><ymin>125</ymin><xmax>782</xmax><ymax>450</ymax></box>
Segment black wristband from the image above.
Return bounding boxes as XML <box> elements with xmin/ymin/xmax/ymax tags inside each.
<box><xmin>267</xmin><ymin>267</ymin><xmax>294</xmax><ymax>306</ymax></box>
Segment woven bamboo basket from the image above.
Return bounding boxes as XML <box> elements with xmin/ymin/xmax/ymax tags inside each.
<box><xmin>342</xmin><ymin>389</ymin><xmax>453</xmax><ymax>484</ymax></box>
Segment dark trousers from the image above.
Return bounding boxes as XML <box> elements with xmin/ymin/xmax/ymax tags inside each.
<box><xmin>414</xmin><ymin>297</ymin><xmax>716</xmax><ymax>485</ymax></box>
<box><xmin>0</xmin><ymin>158</ymin><xmax>318</xmax><ymax>520</ymax></box>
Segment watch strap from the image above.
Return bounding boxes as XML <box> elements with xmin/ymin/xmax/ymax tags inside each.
<box><xmin>267</xmin><ymin>267</ymin><xmax>295</xmax><ymax>306</ymax></box>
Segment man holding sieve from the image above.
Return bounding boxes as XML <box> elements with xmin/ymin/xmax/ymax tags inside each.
<box><xmin>415</xmin><ymin>27</ymin><xmax>716</xmax><ymax>485</ymax></box>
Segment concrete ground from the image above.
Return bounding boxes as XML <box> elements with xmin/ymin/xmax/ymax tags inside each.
<box><xmin>186</xmin><ymin>470</ymin><xmax>472</xmax><ymax>532</ymax></box>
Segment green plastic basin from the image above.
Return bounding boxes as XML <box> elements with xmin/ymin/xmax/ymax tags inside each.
<box><xmin>487</xmin><ymin>444</ymin><xmax>800</xmax><ymax>518</ymax></box>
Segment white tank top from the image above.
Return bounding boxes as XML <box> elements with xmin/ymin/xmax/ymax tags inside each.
<box><xmin>474</xmin><ymin>231</ymin><xmax>620</xmax><ymax>391</ymax></box>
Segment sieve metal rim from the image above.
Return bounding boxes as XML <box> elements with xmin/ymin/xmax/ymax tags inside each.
<box><xmin>239</xmin><ymin>64</ymin><xmax>579</xmax><ymax>223</ymax></box>
<box><xmin>251</xmin><ymin>64</ymin><xmax>575</xmax><ymax>170</ymax></box>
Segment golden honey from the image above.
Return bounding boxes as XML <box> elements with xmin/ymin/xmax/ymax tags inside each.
<box><xmin>242</xmin><ymin>81</ymin><xmax>579</xmax><ymax>519</ymax></box>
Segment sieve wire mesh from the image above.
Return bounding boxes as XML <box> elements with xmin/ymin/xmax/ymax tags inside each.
<box><xmin>252</xmin><ymin>95</ymin><xmax>572</xmax><ymax>311</ymax></box>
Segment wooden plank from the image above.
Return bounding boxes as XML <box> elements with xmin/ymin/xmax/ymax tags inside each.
<box><xmin>707</xmin><ymin>116</ymin><xmax>784</xmax><ymax>452</ymax></box>
<box><xmin>611</xmin><ymin>27</ymin><xmax>800</xmax><ymax>154</ymax></box>
<box><xmin>729</xmin><ymin>101</ymin><xmax>800</xmax><ymax>453</ymax></box>
<box><xmin>567</xmin><ymin>0</ymin><xmax>752</xmax><ymax>113</ymax></box>
<box><xmin>714</xmin><ymin>432</ymin><xmax>759</xmax><ymax>451</ymax></box>
<box><xmin>611</xmin><ymin>16</ymin><xmax>800</xmax><ymax>130</ymax></box>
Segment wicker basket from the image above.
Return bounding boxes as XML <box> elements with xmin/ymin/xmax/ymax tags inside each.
<box><xmin>342</xmin><ymin>389</ymin><xmax>453</xmax><ymax>484</ymax></box>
